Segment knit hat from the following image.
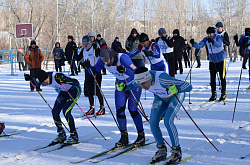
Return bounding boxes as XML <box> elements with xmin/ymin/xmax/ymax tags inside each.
<box><xmin>68</xmin><ymin>35</ymin><xmax>74</xmax><ymax>40</ymax></box>
<box><xmin>35</xmin><ymin>70</ymin><xmax>49</xmax><ymax>83</ymax></box>
<box><xmin>158</xmin><ymin>28</ymin><xmax>166</xmax><ymax>36</ymax></box>
<box><xmin>100</xmin><ymin>39</ymin><xmax>106</xmax><ymax>45</ymax></box>
<box><xmin>55</xmin><ymin>42</ymin><xmax>60</xmax><ymax>47</ymax></box>
<box><xmin>173</xmin><ymin>29</ymin><xmax>180</xmax><ymax>36</ymax></box>
<box><xmin>206</xmin><ymin>27</ymin><xmax>215</xmax><ymax>34</ymax></box>
<box><xmin>216</xmin><ymin>22</ymin><xmax>223</xmax><ymax>28</ymax></box>
<box><xmin>134</xmin><ymin>67</ymin><xmax>152</xmax><ymax>84</ymax></box>
<box><xmin>131</xmin><ymin>28</ymin><xmax>138</xmax><ymax>34</ymax></box>
<box><xmin>30</xmin><ymin>40</ymin><xmax>36</xmax><ymax>45</ymax></box>
<box><xmin>245</xmin><ymin>28</ymin><xmax>250</xmax><ymax>37</ymax></box>
<box><xmin>139</xmin><ymin>33</ymin><xmax>149</xmax><ymax>43</ymax></box>
<box><xmin>100</xmin><ymin>47</ymin><xmax>110</xmax><ymax>61</ymax></box>
<box><xmin>97</xmin><ymin>34</ymin><xmax>101</xmax><ymax>37</ymax></box>
<box><xmin>88</xmin><ymin>32</ymin><xmax>95</xmax><ymax>37</ymax></box>
<box><xmin>115</xmin><ymin>37</ymin><xmax>119</xmax><ymax>40</ymax></box>
<box><xmin>82</xmin><ymin>35</ymin><xmax>90</xmax><ymax>44</ymax></box>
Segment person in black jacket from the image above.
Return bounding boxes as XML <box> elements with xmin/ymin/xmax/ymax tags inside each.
<box><xmin>65</xmin><ymin>35</ymin><xmax>78</xmax><ymax>76</ymax></box>
<box><xmin>111</xmin><ymin>37</ymin><xmax>122</xmax><ymax>53</ymax></box>
<box><xmin>182</xmin><ymin>39</ymin><xmax>191</xmax><ymax>68</ymax></box>
<box><xmin>234</xmin><ymin>33</ymin><xmax>249</xmax><ymax>69</ymax></box>
<box><xmin>172</xmin><ymin>29</ymin><xmax>185</xmax><ymax>74</ymax></box>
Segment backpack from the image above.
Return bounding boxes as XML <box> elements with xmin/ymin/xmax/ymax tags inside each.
<box><xmin>0</xmin><ymin>123</ymin><xmax>5</xmax><ymax>135</ymax></box>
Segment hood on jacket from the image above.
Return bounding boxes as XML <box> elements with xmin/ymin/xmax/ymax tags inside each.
<box><xmin>55</xmin><ymin>42</ymin><xmax>60</xmax><ymax>47</ymax></box>
<box><xmin>173</xmin><ymin>29</ymin><xmax>180</xmax><ymax>36</ymax></box>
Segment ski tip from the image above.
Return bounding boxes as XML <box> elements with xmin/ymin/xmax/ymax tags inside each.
<box><xmin>232</xmin><ymin>120</ymin><xmax>234</xmax><ymax>123</ymax></box>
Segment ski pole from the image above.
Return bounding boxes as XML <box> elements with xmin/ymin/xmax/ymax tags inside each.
<box><xmin>189</xmin><ymin>47</ymin><xmax>192</xmax><ymax>104</ymax></box>
<box><xmin>60</xmin><ymin>82</ymin><xmax>107</xmax><ymax>140</ymax></box>
<box><xmin>232</xmin><ymin>47</ymin><xmax>248</xmax><ymax>123</ymax></box>
<box><xmin>184</xmin><ymin>49</ymin><xmax>201</xmax><ymax>81</ymax></box>
<box><xmin>88</xmin><ymin>68</ymin><xmax>120</xmax><ymax>130</ymax></box>
<box><xmin>28</xmin><ymin>79</ymin><xmax>70</xmax><ymax>133</ymax></box>
<box><xmin>173</xmin><ymin>94</ymin><xmax>219</xmax><ymax>152</ymax></box>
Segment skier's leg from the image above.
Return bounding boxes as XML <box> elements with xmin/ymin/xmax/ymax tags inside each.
<box><xmin>115</xmin><ymin>89</ymin><xmax>127</xmax><ymax>131</ymax></box>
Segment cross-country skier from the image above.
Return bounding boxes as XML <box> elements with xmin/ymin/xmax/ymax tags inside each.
<box><xmin>24</xmin><ymin>70</ymin><xmax>81</xmax><ymax>145</ymax></box>
<box><xmin>78</xmin><ymin>35</ymin><xmax>105</xmax><ymax>116</ymax></box>
<box><xmin>190</xmin><ymin>27</ymin><xmax>227</xmax><ymax>101</ymax></box>
<box><xmin>215</xmin><ymin>22</ymin><xmax>230</xmax><ymax>59</ymax></box>
<box><xmin>83</xmin><ymin>47</ymin><xmax>145</xmax><ymax>147</ymax></box>
<box><xmin>126</xmin><ymin>33</ymin><xmax>168</xmax><ymax>72</ymax></box>
<box><xmin>0</xmin><ymin>122</ymin><xmax>5</xmax><ymax>135</ymax></box>
<box><xmin>117</xmin><ymin>67</ymin><xmax>192</xmax><ymax>164</ymax></box>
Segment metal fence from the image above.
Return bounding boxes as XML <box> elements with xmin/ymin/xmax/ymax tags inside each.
<box><xmin>0</xmin><ymin>50</ymin><xmax>54</xmax><ymax>75</ymax></box>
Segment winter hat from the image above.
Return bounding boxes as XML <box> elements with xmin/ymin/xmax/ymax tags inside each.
<box><xmin>100</xmin><ymin>47</ymin><xmax>110</xmax><ymax>61</ymax></box>
<box><xmin>82</xmin><ymin>35</ymin><xmax>90</xmax><ymax>44</ymax></box>
<box><xmin>88</xmin><ymin>32</ymin><xmax>95</xmax><ymax>37</ymax></box>
<box><xmin>245</xmin><ymin>28</ymin><xmax>250</xmax><ymax>37</ymax></box>
<box><xmin>173</xmin><ymin>29</ymin><xmax>180</xmax><ymax>36</ymax></box>
<box><xmin>206</xmin><ymin>27</ymin><xmax>215</xmax><ymax>34</ymax></box>
<box><xmin>134</xmin><ymin>67</ymin><xmax>152</xmax><ymax>84</ymax></box>
<box><xmin>215</xmin><ymin>22</ymin><xmax>223</xmax><ymax>28</ymax></box>
<box><xmin>35</xmin><ymin>70</ymin><xmax>49</xmax><ymax>83</ymax></box>
<box><xmin>115</xmin><ymin>37</ymin><xmax>119</xmax><ymax>40</ymax></box>
<box><xmin>68</xmin><ymin>35</ymin><xmax>74</xmax><ymax>40</ymax></box>
<box><xmin>97</xmin><ymin>34</ymin><xmax>101</xmax><ymax>38</ymax></box>
<box><xmin>139</xmin><ymin>33</ymin><xmax>149</xmax><ymax>43</ymax></box>
<box><xmin>158</xmin><ymin>28</ymin><xmax>166</xmax><ymax>36</ymax></box>
<box><xmin>55</xmin><ymin>42</ymin><xmax>60</xmax><ymax>47</ymax></box>
<box><xmin>30</xmin><ymin>40</ymin><xmax>36</xmax><ymax>45</ymax></box>
<box><xmin>131</xmin><ymin>28</ymin><xmax>138</xmax><ymax>34</ymax></box>
<box><xmin>100</xmin><ymin>39</ymin><xmax>106</xmax><ymax>45</ymax></box>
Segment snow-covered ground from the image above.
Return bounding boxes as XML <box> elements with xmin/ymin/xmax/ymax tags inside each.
<box><xmin>0</xmin><ymin>59</ymin><xmax>250</xmax><ymax>165</ymax></box>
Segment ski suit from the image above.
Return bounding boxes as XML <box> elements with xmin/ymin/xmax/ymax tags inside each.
<box><xmin>127</xmin><ymin>71</ymin><xmax>192</xmax><ymax>146</ymax></box>
<box><xmin>126</xmin><ymin>42</ymin><xmax>168</xmax><ymax>72</ymax></box>
<box><xmin>35</xmin><ymin>72</ymin><xmax>81</xmax><ymax>132</ymax></box>
<box><xmin>90</xmin><ymin>53</ymin><xmax>143</xmax><ymax>132</ymax></box>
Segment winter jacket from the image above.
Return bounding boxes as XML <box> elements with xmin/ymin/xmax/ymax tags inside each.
<box><xmin>65</xmin><ymin>41</ymin><xmax>77</xmax><ymax>61</ymax></box>
<box><xmin>171</xmin><ymin>29</ymin><xmax>185</xmax><ymax>60</ymax></box>
<box><xmin>25</xmin><ymin>46</ymin><xmax>44</xmax><ymax>69</ymax></box>
<box><xmin>125</xmin><ymin>31</ymin><xmax>143</xmax><ymax>60</ymax></box>
<box><xmin>111</xmin><ymin>40</ymin><xmax>122</xmax><ymax>53</ymax></box>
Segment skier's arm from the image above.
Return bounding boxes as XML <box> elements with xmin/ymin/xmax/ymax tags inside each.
<box><xmin>120</xmin><ymin>54</ymin><xmax>137</xmax><ymax>77</ymax></box>
<box><xmin>86</xmin><ymin>58</ymin><xmax>105</xmax><ymax>74</ymax></box>
<box><xmin>193</xmin><ymin>37</ymin><xmax>207</xmax><ymax>49</ymax></box>
<box><xmin>126</xmin><ymin>46</ymin><xmax>140</xmax><ymax>58</ymax></box>
<box><xmin>158</xmin><ymin>72</ymin><xmax>192</xmax><ymax>93</ymax></box>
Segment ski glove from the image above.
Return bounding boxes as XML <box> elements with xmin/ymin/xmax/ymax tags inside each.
<box><xmin>84</xmin><ymin>59</ymin><xmax>91</xmax><ymax>68</ymax></box>
<box><xmin>116</xmin><ymin>65</ymin><xmax>126</xmax><ymax>73</ymax></box>
<box><xmin>233</xmin><ymin>34</ymin><xmax>238</xmax><ymax>41</ymax></box>
<box><xmin>142</xmin><ymin>49</ymin><xmax>153</xmax><ymax>57</ymax></box>
<box><xmin>168</xmin><ymin>85</ymin><xmax>178</xmax><ymax>94</ymax></box>
<box><xmin>55</xmin><ymin>74</ymin><xmax>67</xmax><ymax>84</ymax></box>
<box><xmin>206</xmin><ymin>38</ymin><xmax>214</xmax><ymax>43</ymax></box>
<box><xmin>190</xmin><ymin>39</ymin><xmax>195</xmax><ymax>45</ymax></box>
<box><xmin>24</xmin><ymin>74</ymin><xmax>32</xmax><ymax>81</ymax></box>
<box><xmin>118</xmin><ymin>47</ymin><xmax>127</xmax><ymax>53</ymax></box>
<box><xmin>116</xmin><ymin>82</ymin><xmax>127</xmax><ymax>91</ymax></box>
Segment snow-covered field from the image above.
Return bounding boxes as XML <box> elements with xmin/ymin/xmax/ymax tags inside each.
<box><xmin>0</xmin><ymin>59</ymin><xmax>250</xmax><ymax>165</ymax></box>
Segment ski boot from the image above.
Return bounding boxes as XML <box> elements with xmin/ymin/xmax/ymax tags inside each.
<box><xmin>96</xmin><ymin>106</ymin><xmax>105</xmax><ymax>115</ymax></box>
<box><xmin>0</xmin><ymin>123</ymin><xmax>5</xmax><ymax>135</ymax></box>
<box><xmin>219</xmin><ymin>91</ymin><xmax>226</xmax><ymax>101</ymax></box>
<box><xmin>65</xmin><ymin>131</ymin><xmax>79</xmax><ymax>145</ymax></box>
<box><xmin>151</xmin><ymin>143</ymin><xmax>167</xmax><ymax>164</ymax></box>
<box><xmin>167</xmin><ymin>145</ymin><xmax>182</xmax><ymax>164</ymax></box>
<box><xmin>133</xmin><ymin>130</ymin><xmax>145</xmax><ymax>147</ymax></box>
<box><xmin>50</xmin><ymin>129</ymin><xmax>66</xmax><ymax>145</ymax></box>
<box><xmin>209</xmin><ymin>91</ymin><xmax>217</xmax><ymax>101</ymax></box>
<box><xmin>115</xmin><ymin>130</ymin><xmax>128</xmax><ymax>147</ymax></box>
<box><xmin>86</xmin><ymin>105</ymin><xmax>94</xmax><ymax>115</ymax></box>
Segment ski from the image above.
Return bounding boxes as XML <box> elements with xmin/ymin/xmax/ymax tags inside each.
<box><xmin>165</xmin><ymin>156</ymin><xmax>192</xmax><ymax>165</ymax></box>
<box><xmin>149</xmin><ymin>156</ymin><xmax>170</xmax><ymax>165</ymax></box>
<box><xmin>0</xmin><ymin>130</ymin><xmax>26</xmax><ymax>137</ymax></box>
<box><xmin>240</xmin><ymin>154</ymin><xmax>250</xmax><ymax>159</ymax></box>
<box><xmin>199</xmin><ymin>99</ymin><xmax>228</xmax><ymax>108</ymax></box>
<box><xmin>70</xmin><ymin>143</ymin><xmax>134</xmax><ymax>164</ymax></box>
<box><xmin>47</xmin><ymin>140</ymin><xmax>87</xmax><ymax>153</ymax></box>
<box><xmin>91</xmin><ymin>140</ymin><xmax>155</xmax><ymax>163</ymax></box>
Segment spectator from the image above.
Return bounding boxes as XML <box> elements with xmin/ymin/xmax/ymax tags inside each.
<box><xmin>53</xmin><ymin>42</ymin><xmax>64</xmax><ymax>72</ymax></box>
<box><xmin>65</xmin><ymin>35</ymin><xmax>78</xmax><ymax>76</ymax></box>
<box><xmin>17</xmin><ymin>48</ymin><xmax>25</xmax><ymax>71</ymax></box>
<box><xmin>172</xmin><ymin>29</ymin><xmax>185</xmax><ymax>74</ymax></box>
<box><xmin>125</xmin><ymin>28</ymin><xmax>145</xmax><ymax>67</ymax></box>
<box><xmin>111</xmin><ymin>37</ymin><xmax>122</xmax><ymax>53</ymax></box>
<box><xmin>183</xmin><ymin>39</ymin><xmax>191</xmax><ymax>68</ymax></box>
<box><xmin>195</xmin><ymin>48</ymin><xmax>201</xmax><ymax>68</ymax></box>
<box><xmin>77</xmin><ymin>42</ymin><xmax>82</xmax><ymax>73</ymax></box>
<box><xmin>24</xmin><ymin>39</ymin><xmax>44</xmax><ymax>92</ymax></box>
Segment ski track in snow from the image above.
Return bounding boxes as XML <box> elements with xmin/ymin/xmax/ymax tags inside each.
<box><xmin>0</xmin><ymin>60</ymin><xmax>250</xmax><ymax>165</ymax></box>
